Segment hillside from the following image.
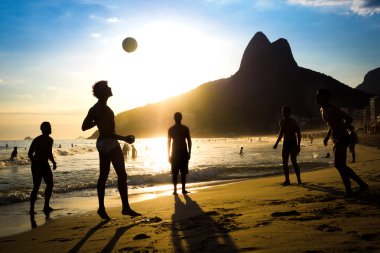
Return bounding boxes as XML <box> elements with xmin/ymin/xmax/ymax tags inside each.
<box><xmin>356</xmin><ymin>67</ymin><xmax>380</xmax><ymax>95</ymax></box>
<box><xmin>90</xmin><ymin>32</ymin><xmax>370</xmax><ymax>138</ymax></box>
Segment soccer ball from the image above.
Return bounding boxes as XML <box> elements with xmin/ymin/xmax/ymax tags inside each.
<box><xmin>122</xmin><ymin>37</ymin><xmax>138</xmax><ymax>53</ymax></box>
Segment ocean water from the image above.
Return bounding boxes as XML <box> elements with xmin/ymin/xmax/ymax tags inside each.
<box><xmin>0</xmin><ymin>136</ymin><xmax>332</xmax><ymax>206</ymax></box>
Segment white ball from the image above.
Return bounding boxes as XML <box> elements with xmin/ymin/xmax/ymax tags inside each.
<box><xmin>122</xmin><ymin>37</ymin><xmax>138</xmax><ymax>53</ymax></box>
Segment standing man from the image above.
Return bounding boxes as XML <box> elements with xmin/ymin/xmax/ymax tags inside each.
<box><xmin>273</xmin><ymin>106</ymin><xmax>302</xmax><ymax>185</ymax></box>
<box><xmin>316</xmin><ymin>89</ymin><xmax>368</xmax><ymax>195</ymax></box>
<box><xmin>28</xmin><ymin>122</ymin><xmax>57</xmax><ymax>215</ymax></box>
<box><xmin>82</xmin><ymin>80</ymin><xmax>140</xmax><ymax>219</ymax></box>
<box><xmin>168</xmin><ymin>112</ymin><xmax>192</xmax><ymax>195</ymax></box>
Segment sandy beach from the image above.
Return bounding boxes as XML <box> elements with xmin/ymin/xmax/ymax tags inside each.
<box><xmin>1</xmin><ymin>144</ymin><xmax>379</xmax><ymax>253</ymax></box>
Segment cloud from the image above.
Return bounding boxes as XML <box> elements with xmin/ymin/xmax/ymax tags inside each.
<box><xmin>352</xmin><ymin>0</ymin><xmax>380</xmax><ymax>15</ymax></box>
<box><xmin>287</xmin><ymin>0</ymin><xmax>380</xmax><ymax>15</ymax></box>
<box><xmin>106</xmin><ymin>17</ymin><xmax>120</xmax><ymax>23</ymax></box>
<box><xmin>90</xmin><ymin>33</ymin><xmax>102</xmax><ymax>38</ymax></box>
<box><xmin>12</xmin><ymin>94</ymin><xmax>32</xmax><ymax>99</ymax></box>
<box><xmin>0</xmin><ymin>78</ymin><xmax>4</xmax><ymax>85</ymax></box>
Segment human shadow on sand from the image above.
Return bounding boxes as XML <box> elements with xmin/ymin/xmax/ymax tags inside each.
<box><xmin>100</xmin><ymin>224</ymin><xmax>136</xmax><ymax>253</ymax></box>
<box><xmin>300</xmin><ymin>183</ymin><xmax>380</xmax><ymax>207</ymax></box>
<box><xmin>171</xmin><ymin>194</ymin><xmax>239</xmax><ymax>253</ymax></box>
<box><xmin>68</xmin><ymin>220</ymin><xmax>110</xmax><ymax>253</ymax></box>
<box><xmin>68</xmin><ymin>219</ymin><xmax>137</xmax><ymax>253</ymax></box>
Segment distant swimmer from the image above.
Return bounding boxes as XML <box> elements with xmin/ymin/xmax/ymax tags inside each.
<box><xmin>28</xmin><ymin>122</ymin><xmax>57</xmax><ymax>216</ymax></box>
<box><xmin>168</xmin><ymin>112</ymin><xmax>192</xmax><ymax>195</ymax></box>
<box><xmin>239</xmin><ymin>147</ymin><xmax>244</xmax><ymax>156</ymax></box>
<box><xmin>122</xmin><ymin>143</ymin><xmax>130</xmax><ymax>157</ymax></box>
<box><xmin>348</xmin><ymin>126</ymin><xmax>358</xmax><ymax>163</ymax></box>
<box><xmin>131</xmin><ymin>144</ymin><xmax>137</xmax><ymax>159</ymax></box>
<box><xmin>10</xmin><ymin>147</ymin><xmax>17</xmax><ymax>161</ymax></box>
<box><xmin>82</xmin><ymin>80</ymin><xmax>140</xmax><ymax>219</ymax></box>
<box><xmin>316</xmin><ymin>89</ymin><xmax>368</xmax><ymax>195</ymax></box>
<box><xmin>273</xmin><ymin>106</ymin><xmax>302</xmax><ymax>185</ymax></box>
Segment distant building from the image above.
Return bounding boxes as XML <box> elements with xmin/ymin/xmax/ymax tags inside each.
<box><xmin>370</xmin><ymin>96</ymin><xmax>380</xmax><ymax>123</ymax></box>
<box><xmin>363</xmin><ymin>106</ymin><xmax>371</xmax><ymax>125</ymax></box>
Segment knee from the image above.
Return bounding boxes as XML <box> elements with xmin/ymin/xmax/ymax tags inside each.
<box><xmin>118</xmin><ymin>174</ymin><xmax>127</xmax><ymax>184</ymax></box>
<box><xmin>46</xmin><ymin>182</ymin><xmax>54</xmax><ymax>191</ymax></box>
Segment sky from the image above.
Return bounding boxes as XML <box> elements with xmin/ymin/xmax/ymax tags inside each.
<box><xmin>0</xmin><ymin>0</ymin><xmax>379</xmax><ymax>140</ymax></box>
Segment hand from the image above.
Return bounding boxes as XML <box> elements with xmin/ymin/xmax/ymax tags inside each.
<box><xmin>273</xmin><ymin>143</ymin><xmax>278</xmax><ymax>149</ymax></box>
<box><xmin>297</xmin><ymin>145</ymin><xmax>301</xmax><ymax>154</ymax></box>
<box><xmin>53</xmin><ymin>163</ymin><xmax>57</xmax><ymax>170</ymax></box>
<box><xmin>188</xmin><ymin>152</ymin><xmax>191</xmax><ymax>160</ymax></box>
<box><xmin>125</xmin><ymin>135</ymin><xmax>135</xmax><ymax>144</ymax></box>
<box><xmin>323</xmin><ymin>138</ymin><xmax>328</xmax><ymax>146</ymax></box>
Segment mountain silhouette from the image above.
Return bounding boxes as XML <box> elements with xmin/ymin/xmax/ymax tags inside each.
<box><xmin>89</xmin><ymin>32</ymin><xmax>370</xmax><ymax>138</ymax></box>
<box><xmin>356</xmin><ymin>67</ymin><xmax>380</xmax><ymax>95</ymax></box>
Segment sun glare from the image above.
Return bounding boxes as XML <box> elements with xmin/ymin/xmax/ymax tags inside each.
<box><xmin>103</xmin><ymin>21</ymin><xmax>231</xmax><ymax>112</ymax></box>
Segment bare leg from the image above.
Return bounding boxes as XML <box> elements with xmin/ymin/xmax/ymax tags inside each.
<box><xmin>282</xmin><ymin>149</ymin><xmax>290</xmax><ymax>185</ymax></box>
<box><xmin>30</xmin><ymin>166</ymin><xmax>42</xmax><ymax>214</ymax></box>
<box><xmin>181</xmin><ymin>174</ymin><xmax>189</xmax><ymax>194</ymax></box>
<box><xmin>110</xmin><ymin>147</ymin><xmax>141</xmax><ymax>217</ymax></box>
<box><xmin>97</xmin><ymin>152</ymin><xmax>111</xmax><ymax>219</ymax></box>
<box><xmin>290</xmin><ymin>149</ymin><xmax>301</xmax><ymax>184</ymax></box>
<box><xmin>172</xmin><ymin>172</ymin><xmax>179</xmax><ymax>195</ymax></box>
<box><xmin>42</xmin><ymin>168</ymin><xmax>54</xmax><ymax>215</ymax></box>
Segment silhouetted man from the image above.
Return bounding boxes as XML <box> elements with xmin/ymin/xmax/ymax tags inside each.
<box><xmin>28</xmin><ymin>122</ymin><xmax>57</xmax><ymax>215</ymax></box>
<box><xmin>168</xmin><ymin>112</ymin><xmax>192</xmax><ymax>195</ymax></box>
<box><xmin>316</xmin><ymin>89</ymin><xmax>368</xmax><ymax>195</ymax></box>
<box><xmin>82</xmin><ymin>80</ymin><xmax>140</xmax><ymax>219</ymax></box>
<box><xmin>273</xmin><ymin>106</ymin><xmax>302</xmax><ymax>185</ymax></box>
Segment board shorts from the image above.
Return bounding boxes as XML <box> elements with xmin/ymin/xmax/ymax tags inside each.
<box><xmin>31</xmin><ymin>162</ymin><xmax>53</xmax><ymax>186</ymax></box>
<box><xmin>171</xmin><ymin>150</ymin><xmax>189</xmax><ymax>175</ymax></box>
<box><xmin>96</xmin><ymin>138</ymin><xmax>119</xmax><ymax>154</ymax></box>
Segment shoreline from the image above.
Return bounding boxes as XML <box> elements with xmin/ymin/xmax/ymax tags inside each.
<box><xmin>1</xmin><ymin>144</ymin><xmax>379</xmax><ymax>252</ymax></box>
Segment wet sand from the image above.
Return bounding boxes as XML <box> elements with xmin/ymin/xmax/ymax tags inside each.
<box><xmin>1</xmin><ymin>144</ymin><xmax>379</xmax><ymax>252</ymax></box>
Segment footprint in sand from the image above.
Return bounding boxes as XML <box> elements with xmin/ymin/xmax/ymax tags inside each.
<box><xmin>271</xmin><ymin>210</ymin><xmax>301</xmax><ymax>217</ymax></box>
<box><xmin>133</xmin><ymin>234</ymin><xmax>151</xmax><ymax>240</ymax></box>
<box><xmin>316</xmin><ymin>224</ymin><xmax>342</xmax><ymax>232</ymax></box>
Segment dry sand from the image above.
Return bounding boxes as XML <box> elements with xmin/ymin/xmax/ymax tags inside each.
<box><xmin>1</xmin><ymin>144</ymin><xmax>379</xmax><ymax>253</ymax></box>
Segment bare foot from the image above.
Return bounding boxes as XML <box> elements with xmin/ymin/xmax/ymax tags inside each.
<box><xmin>97</xmin><ymin>209</ymin><xmax>111</xmax><ymax>220</ymax></box>
<box><xmin>122</xmin><ymin>209</ymin><xmax>141</xmax><ymax>217</ymax></box>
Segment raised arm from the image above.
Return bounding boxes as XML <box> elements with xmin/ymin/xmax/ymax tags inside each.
<box><xmin>82</xmin><ymin>108</ymin><xmax>97</xmax><ymax>131</ymax></box>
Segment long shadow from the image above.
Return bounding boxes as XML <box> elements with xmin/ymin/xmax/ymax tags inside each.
<box><xmin>100</xmin><ymin>224</ymin><xmax>136</xmax><ymax>253</ymax></box>
<box><xmin>171</xmin><ymin>194</ymin><xmax>239</xmax><ymax>253</ymax></box>
<box><xmin>68</xmin><ymin>220</ymin><xmax>110</xmax><ymax>253</ymax></box>
<box><xmin>300</xmin><ymin>182</ymin><xmax>344</xmax><ymax>195</ymax></box>
<box><xmin>301</xmin><ymin>183</ymin><xmax>380</xmax><ymax>207</ymax></box>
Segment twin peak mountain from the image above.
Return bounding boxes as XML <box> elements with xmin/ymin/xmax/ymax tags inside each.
<box><xmin>93</xmin><ymin>32</ymin><xmax>370</xmax><ymax>138</ymax></box>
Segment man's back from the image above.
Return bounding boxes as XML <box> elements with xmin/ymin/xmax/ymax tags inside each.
<box><xmin>280</xmin><ymin>117</ymin><xmax>300</xmax><ymax>143</ymax></box>
<box><xmin>168</xmin><ymin>124</ymin><xmax>190</xmax><ymax>152</ymax></box>
<box><xmin>29</xmin><ymin>135</ymin><xmax>53</xmax><ymax>164</ymax></box>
